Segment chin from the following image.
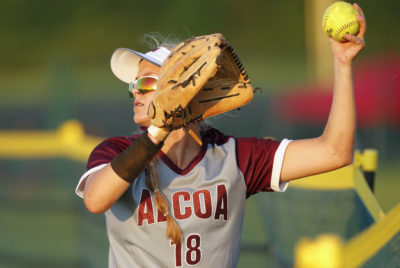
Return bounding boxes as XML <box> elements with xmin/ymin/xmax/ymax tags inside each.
<box><xmin>134</xmin><ymin>116</ymin><xmax>151</xmax><ymax>127</ymax></box>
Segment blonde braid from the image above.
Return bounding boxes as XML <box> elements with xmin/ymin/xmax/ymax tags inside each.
<box><xmin>146</xmin><ymin>160</ymin><xmax>182</xmax><ymax>245</ymax></box>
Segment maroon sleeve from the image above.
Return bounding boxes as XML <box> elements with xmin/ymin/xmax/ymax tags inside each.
<box><xmin>87</xmin><ymin>136</ymin><xmax>135</xmax><ymax>170</ymax></box>
<box><xmin>236</xmin><ymin>137</ymin><xmax>281</xmax><ymax>197</ymax></box>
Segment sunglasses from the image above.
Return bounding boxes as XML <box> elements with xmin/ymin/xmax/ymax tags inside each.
<box><xmin>128</xmin><ymin>76</ymin><xmax>158</xmax><ymax>98</ymax></box>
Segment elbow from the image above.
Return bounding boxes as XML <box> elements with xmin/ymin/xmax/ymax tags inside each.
<box><xmin>336</xmin><ymin>152</ymin><xmax>353</xmax><ymax>168</ymax></box>
<box><xmin>82</xmin><ymin>173</ymin><xmax>115</xmax><ymax>214</ymax></box>
<box><xmin>331</xmin><ymin>144</ymin><xmax>354</xmax><ymax>169</ymax></box>
<box><xmin>323</xmin><ymin>131</ymin><xmax>354</xmax><ymax>169</ymax></box>
<box><xmin>83</xmin><ymin>193</ymin><xmax>109</xmax><ymax>214</ymax></box>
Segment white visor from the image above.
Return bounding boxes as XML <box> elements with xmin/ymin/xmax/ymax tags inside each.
<box><xmin>110</xmin><ymin>47</ymin><xmax>170</xmax><ymax>84</ymax></box>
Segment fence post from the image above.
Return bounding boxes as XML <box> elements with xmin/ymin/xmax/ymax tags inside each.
<box><xmin>295</xmin><ymin>234</ymin><xmax>344</xmax><ymax>268</ymax></box>
<box><xmin>361</xmin><ymin>149</ymin><xmax>378</xmax><ymax>192</ymax></box>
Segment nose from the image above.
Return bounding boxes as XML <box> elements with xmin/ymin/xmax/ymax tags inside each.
<box><xmin>131</xmin><ymin>84</ymin><xmax>143</xmax><ymax>98</ymax></box>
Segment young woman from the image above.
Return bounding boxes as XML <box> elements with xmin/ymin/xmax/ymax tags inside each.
<box><xmin>75</xmin><ymin>4</ymin><xmax>366</xmax><ymax>267</ymax></box>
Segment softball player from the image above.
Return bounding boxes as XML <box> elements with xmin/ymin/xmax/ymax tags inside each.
<box><xmin>75</xmin><ymin>4</ymin><xmax>366</xmax><ymax>267</ymax></box>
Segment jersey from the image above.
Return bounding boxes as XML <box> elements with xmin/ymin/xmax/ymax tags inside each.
<box><xmin>75</xmin><ymin>128</ymin><xmax>291</xmax><ymax>268</ymax></box>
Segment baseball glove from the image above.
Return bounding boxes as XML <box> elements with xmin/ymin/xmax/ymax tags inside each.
<box><xmin>147</xmin><ymin>33</ymin><xmax>253</xmax><ymax>139</ymax></box>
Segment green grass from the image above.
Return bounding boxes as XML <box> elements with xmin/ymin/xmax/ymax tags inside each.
<box><xmin>0</xmin><ymin>208</ymin><xmax>78</xmax><ymax>259</ymax></box>
<box><xmin>374</xmin><ymin>161</ymin><xmax>400</xmax><ymax>213</ymax></box>
<box><xmin>238</xmin><ymin>196</ymin><xmax>270</xmax><ymax>268</ymax></box>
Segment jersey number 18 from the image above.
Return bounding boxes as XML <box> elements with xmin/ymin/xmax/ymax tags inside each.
<box><xmin>171</xmin><ymin>233</ymin><xmax>201</xmax><ymax>266</ymax></box>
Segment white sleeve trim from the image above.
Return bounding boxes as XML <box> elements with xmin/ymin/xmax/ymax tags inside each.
<box><xmin>75</xmin><ymin>163</ymin><xmax>108</xmax><ymax>198</ymax></box>
<box><xmin>270</xmin><ymin>139</ymin><xmax>292</xmax><ymax>192</ymax></box>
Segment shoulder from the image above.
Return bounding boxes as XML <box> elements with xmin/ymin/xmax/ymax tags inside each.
<box><xmin>202</xmin><ymin>127</ymin><xmax>231</xmax><ymax>146</ymax></box>
<box><xmin>202</xmin><ymin>127</ymin><xmax>280</xmax><ymax>151</ymax></box>
<box><xmin>236</xmin><ymin>136</ymin><xmax>281</xmax><ymax>150</ymax></box>
<box><xmin>96</xmin><ymin>135</ymin><xmax>138</xmax><ymax>150</ymax></box>
<box><xmin>235</xmin><ymin>136</ymin><xmax>282</xmax><ymax>171</ymax></box>
<box><xmin>91</xmin><ymin>135</ymin><xmax>141</xmax><ymax>155</ymax></box>
<box><xmin>87</xmin><ymin>134</ymin><xmax>141</xmax><ymax>169</ymax></box>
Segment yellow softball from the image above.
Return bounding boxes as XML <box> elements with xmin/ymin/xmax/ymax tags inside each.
<box><xmin>322</xmin><ymin>1</ymin><xmax>360</xmax><ymax>42</ymax></box>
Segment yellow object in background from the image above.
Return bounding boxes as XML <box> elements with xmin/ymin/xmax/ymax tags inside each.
<box><xmin>0</xmin><ymin>120</ymin><xmax>103</xmax><ymax>163</ymax></box>
<box><xmin>295</xmin><ymin>234</ymin><xmax>344</xmax><ymax>268</ymax></box>
<box><xmin>295</xmin><ymin>204</ymin><xmax>400</xmax><ymax>268</ymax></box>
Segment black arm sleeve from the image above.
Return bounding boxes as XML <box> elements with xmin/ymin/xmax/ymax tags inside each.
<box><xmin>110</xmin><ymin>131</ymin><xmax>163</xmax><ymax>183</ymax></box>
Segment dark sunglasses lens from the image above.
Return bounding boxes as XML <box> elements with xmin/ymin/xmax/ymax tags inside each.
<box><xmin>137</xmin><ymin>77</ymin><xmax>157</xmax><ymax>93</ymax></box>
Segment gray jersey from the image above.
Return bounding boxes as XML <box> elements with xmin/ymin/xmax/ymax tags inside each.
<box><xmin>76</xmin><ymin>128</ymin><xmax>290</xmax><ymax>267</ymax></box>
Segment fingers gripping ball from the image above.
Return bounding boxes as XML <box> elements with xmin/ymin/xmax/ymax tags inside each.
<box><xmin>322</xmin><ymin>1</ymin><xmax>360</xmax><ymax>42</ymax></box>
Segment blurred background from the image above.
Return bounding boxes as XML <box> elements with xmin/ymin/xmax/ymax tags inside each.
<box><xmin>0</xmin><ymin>0</ymin><xmax>399</xmax><ymax>267</ymax></box>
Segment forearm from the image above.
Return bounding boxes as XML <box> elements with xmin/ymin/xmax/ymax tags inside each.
<box><xmin>83</xmin><ymin>132</ymin><xmax>163</xmax><ymax>214</ymax></box>
<box><xmin>321</xmin><ymin>58</ymin><xmax>356</xmax><ymax>165</ymax></box>
<box><xmin>280</xmin><ymin>62</ymin><xmax>355</xmax><ymax>182</ymax></box>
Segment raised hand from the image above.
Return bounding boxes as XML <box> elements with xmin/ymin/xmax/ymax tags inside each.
<box><xmin>329</xmin><ymin>3</ymin><xmax>366</xmax><ymax>64</ymax></box>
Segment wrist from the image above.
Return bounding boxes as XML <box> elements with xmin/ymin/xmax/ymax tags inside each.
<box><xmin>333</xmin><ymin>56</ymin><xmax>353</xmax><ymax>68</ymax></box>
<box><xmin>148</xmin><ymin>125</ymin><xmax>170</xmax><ymax>142</ymax></box>
<box><xmin>110</xmin><ymin>131</ymin><xmax>163</xmax><ymax>183</ymax></box>
<box><xmin>334</xmin><ymin>58</ymin><xmax>352</xmax><ymax>75</ymax></box>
